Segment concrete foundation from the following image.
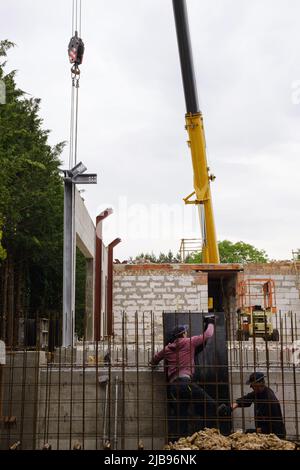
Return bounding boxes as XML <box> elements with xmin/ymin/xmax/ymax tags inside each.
<box><xmin>0</xmin><ymin>350</ymin><xmax>299</xmax><ymax>450</ymax></box>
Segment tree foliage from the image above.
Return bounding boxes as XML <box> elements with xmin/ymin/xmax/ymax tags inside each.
<box><xmin>293</xmin><ymin>249</ymin><xmax>300</xmax><ymax>261</ymax></box>
<box><xmin>0</xmin><ymin>40</ymin><xmax>66</xmax><ymax>343</ymax></box>
<box><xmin>187</xmin><ymin>240</ymin><xmax>269</xmax><ymax>264</ymax></box>
<box><xmin>130</xmin><ymin>250</ymin><xmax>181</xmax><ymax>264</ymax></box>
<box><xmin>0</xmin><ymin>225</ymin><xmax>6</xmax><ymax>261</ymax></box>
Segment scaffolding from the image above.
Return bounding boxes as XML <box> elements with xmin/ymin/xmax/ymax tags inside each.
<box><xmin>179</xmin><ymin>239</ymin><xmax>202</xmax><ymax>263</ymax></box>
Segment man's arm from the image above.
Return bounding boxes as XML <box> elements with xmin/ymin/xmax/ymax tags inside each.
<box><xmin>233</xmin><ymin>391</ymin><xmax>255</xmax><ymax>408</ymax></box>
<box><xmin>191</xmin><ymin>316</ymin><xmax>215</xmax><ymax>348</ymax></box>
<box><xmin>149</xmin><ymin>348</ymin><xmax>165</xmax><ymax>366</ymax></box>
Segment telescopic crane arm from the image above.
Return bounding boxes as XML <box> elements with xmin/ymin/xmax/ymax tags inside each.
<box><xmin>172</xmin><ymin>0</ymin><xmax>220</xmax><ymax>263</ymax></box>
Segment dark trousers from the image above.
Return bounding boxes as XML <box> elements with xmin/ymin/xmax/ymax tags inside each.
<box><xmin>167</xmin><ymin>378</ymin><xmax>217</xmax><ymax>441</ymax></box>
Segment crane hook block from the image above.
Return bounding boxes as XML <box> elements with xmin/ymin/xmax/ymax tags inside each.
<box><xmin>68</xmin><ymin>31</ymin><xmax>85</xmax><ymax>66</ymax></box>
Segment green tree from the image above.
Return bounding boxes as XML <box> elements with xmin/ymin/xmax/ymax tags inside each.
<box><xmin>130</xmin><ymin>250</ymin><xmax>181</xmax><ymax>264</ymax></box>
<box><xmin>294</xmin><ymin>249</ymin><xmax>300</xmax><ymax>260</ymax></box>
<box><xmin>0</xmin><ymin>222</ymin><xmax>6</xmax><ymax>261</ymax></box>
<box><xmin>187</xmin><ymin>240</ymin><xmax>269</xmax><ymax>264</ymax></box>
<box><xmin>0</xmin><ymin>40</ymin><xmax>65</xmax><ymax>344</ymax></box>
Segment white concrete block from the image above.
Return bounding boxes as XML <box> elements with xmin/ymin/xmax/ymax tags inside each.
<box><xmin>178</xmin><ymin>281</ymin><xmax>192</xmax><ymax>287</ymax></box>
<box><xmin>153</xmin><ymin>288</ymin><xmax>167</xmax><ymax>293</ymax></box>
<box><xmin>137</xmin><ymin>300</ymin><xmax>150</xmax><ymax>306</ymax></box>
<box><xmin>282</xmin><ymin>281</ymin><xmax>296</xmax><ymax>287</ymax></box>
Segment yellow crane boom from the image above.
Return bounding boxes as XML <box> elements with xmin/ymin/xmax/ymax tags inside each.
<box><xmin>172</xmin><ymin>0</ymin><xmax>220</xmax><ymax>263</ymax></box>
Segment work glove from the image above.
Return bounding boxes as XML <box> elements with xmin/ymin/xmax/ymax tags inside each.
<box><xmin>203</xmin><ymin>314</ymin><xmax>215</xmax><ymax>330</ymax></box>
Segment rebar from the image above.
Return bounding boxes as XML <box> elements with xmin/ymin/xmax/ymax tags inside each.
<box><xmin>0</xmin><ymin>310</ymin><xmax>299</xmax><ymax>450</ymax></box>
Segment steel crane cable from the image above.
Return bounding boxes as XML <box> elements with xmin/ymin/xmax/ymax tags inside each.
<box><xmin>68</xmin><ymin>0</ymin><xmax>84</xmax><ymax>170</ymax></box>
<box><xmin>67</xmin><ymin>0</ymin><xmax>84</xmax><ymax>333</ymax></box>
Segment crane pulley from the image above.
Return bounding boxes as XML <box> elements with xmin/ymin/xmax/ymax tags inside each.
<box><xmin>68</xmin><ymin>30</ymin><xmax>85</xmax><ymax>75</ymax></box>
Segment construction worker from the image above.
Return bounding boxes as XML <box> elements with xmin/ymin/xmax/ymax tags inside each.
<box><xmin>150</xmin><ymin>316</ymin><xmax>223</xmax><ymax>440</ymax></box>
<box><xmin>231</xmin><ymin>372</ymin><xmax>286</xmax><ymax>439</ymax></box>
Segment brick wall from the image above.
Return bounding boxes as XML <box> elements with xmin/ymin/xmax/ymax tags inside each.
<box><xmin>113</xmin><ymin>262</ymin><xmax>300</xmax><ymax>343</ymax></box>
<box><xmin>113</xmin><ymin>264</ymin><xmax>208</xmax><ymax>343</ymax></box>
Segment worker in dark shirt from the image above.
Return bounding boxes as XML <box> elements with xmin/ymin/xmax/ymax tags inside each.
<box><xmin>231</xmin><ymin>372</ymin><xmax>286</xmax><ymax>439</ymax></box>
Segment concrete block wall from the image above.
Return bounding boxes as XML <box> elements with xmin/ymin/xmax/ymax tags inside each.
<box><xmin>113</xmin><ymin>265</ymin><xmax>208</xmax><ymax>344</ymax></box>
<box><xmin>112</xmin><ymin>263</ymin><xmax>300</xmax><ymax>343</ymax></box>
<box><xmin>0</xmin><ymin>351</ymin><xmax>47</xmax><ymax>450</ymax></box>
<box><xmin>1</xmin><ymin>352</ymin><xmax>299</xmax><ymax>449</ymax></box>
<box><xmin>36</xmin><ymin>368</ymin><xmax>166</xmax><ymax>450</ymax></box>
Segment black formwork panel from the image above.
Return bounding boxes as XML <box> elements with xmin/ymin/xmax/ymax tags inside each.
<box><xmin>163</xmin><ymin>311</ymin><xmax>232</xmax><ymax>438</ymax></box>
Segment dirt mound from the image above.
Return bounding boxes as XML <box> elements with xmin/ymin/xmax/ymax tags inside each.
<box><xmin>164</xmin><ymin>428</ymin><xmax>297</xmax><ymax>450</ymax></box>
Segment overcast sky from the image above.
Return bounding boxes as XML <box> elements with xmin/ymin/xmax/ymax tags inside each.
<box><xmin>2</xmin><ymin>0</ymin><xmax>300</xmax><ymax>261</ymax></box>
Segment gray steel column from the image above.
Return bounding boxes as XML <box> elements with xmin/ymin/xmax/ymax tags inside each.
<box><xmin>63</xmin><ymin>178</ymin><xmax>75</xmax><ymax>347</ymax></box>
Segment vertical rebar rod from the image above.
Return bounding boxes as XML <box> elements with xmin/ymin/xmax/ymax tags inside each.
<box><xmin>279</xmin><ymin>312</ymin><xmax>286</xmax><ymax>433</ymax></box>
<box><xmin>32</xmin><ymin>329</ymin><xmax>40</xmax><ymax>450</ymax></box>
<box><xmin>56</xmin><ymin>335</ymin><xmax>62</xmax><ymax>450</ymax></box>
<box><xmin>290</xmin><ymin>312</ymin><xmax>299</xmax><ymax>439</ymax></box>
<box><xmin>108</xmin><ymin>335</ymin><xmax>112</xmax><ymax>444</ymax></box>
<box><xmin>82</xmin><ymin>317</ymin><xmax>86</xmax><ymax>450</ymax></box>
<box><xmin>95</xmin><ymin>337</ymin><xmax>99</xmax><ymax>450</ymax></box>
<box><xmin>19</xmin><ymin>337</ymin><xmax>27</xmax><ymax>449</ymax></box>
<box><xmin>238</xmin><ymin>320</ymin><xmax>246</xmax><ymax>432</ymax></box>
<box><xmin>121</xmin><ymin>311</ymin><xmax>125</xmax><ymax>450</ymax></box>
<box><xmin>150</xmin><ymin>311</ymin><xmax>155</xmax><ymax>450</ymax></box>
<box><xmin>142</xmin><ymin>312</ymin><xmax>146</xmax><ymax>364</ymax></box>
<box><xmin>46</xmin><ymin>353</ymin><xmax>53</xmax><ymax>445</ymax></box>
<box><xmin>6</xmin><ymin>350</ymin><xmax>15</xmax><ymax>448</ymax></box>
<box><xmin>284</xmin><ymin>314</ymin><xmax>287</xmax><ymax>346</ymax></box>
<box><xmin>68</xmin><ymin>344</ymin><xmax>74</xmax><ymax>449</ymax></box>
<box><xmin>113</xmin><ymin>376</ymin><xmax>119</xmax><ymax>449</ymax></box>
<box><xmin>135</xmin><ymin>311</ymin><xmax>140</xmax><ymax>447</ymax></box>
<box><xmin>227</xmin><ymin>305</ymin><xmax>234</xmax><ymax>432</ymax></box>
<box><xmin>43</xmin><ymin>351</ymin><xmax>50</xmax><ymax>446</ymax></box>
